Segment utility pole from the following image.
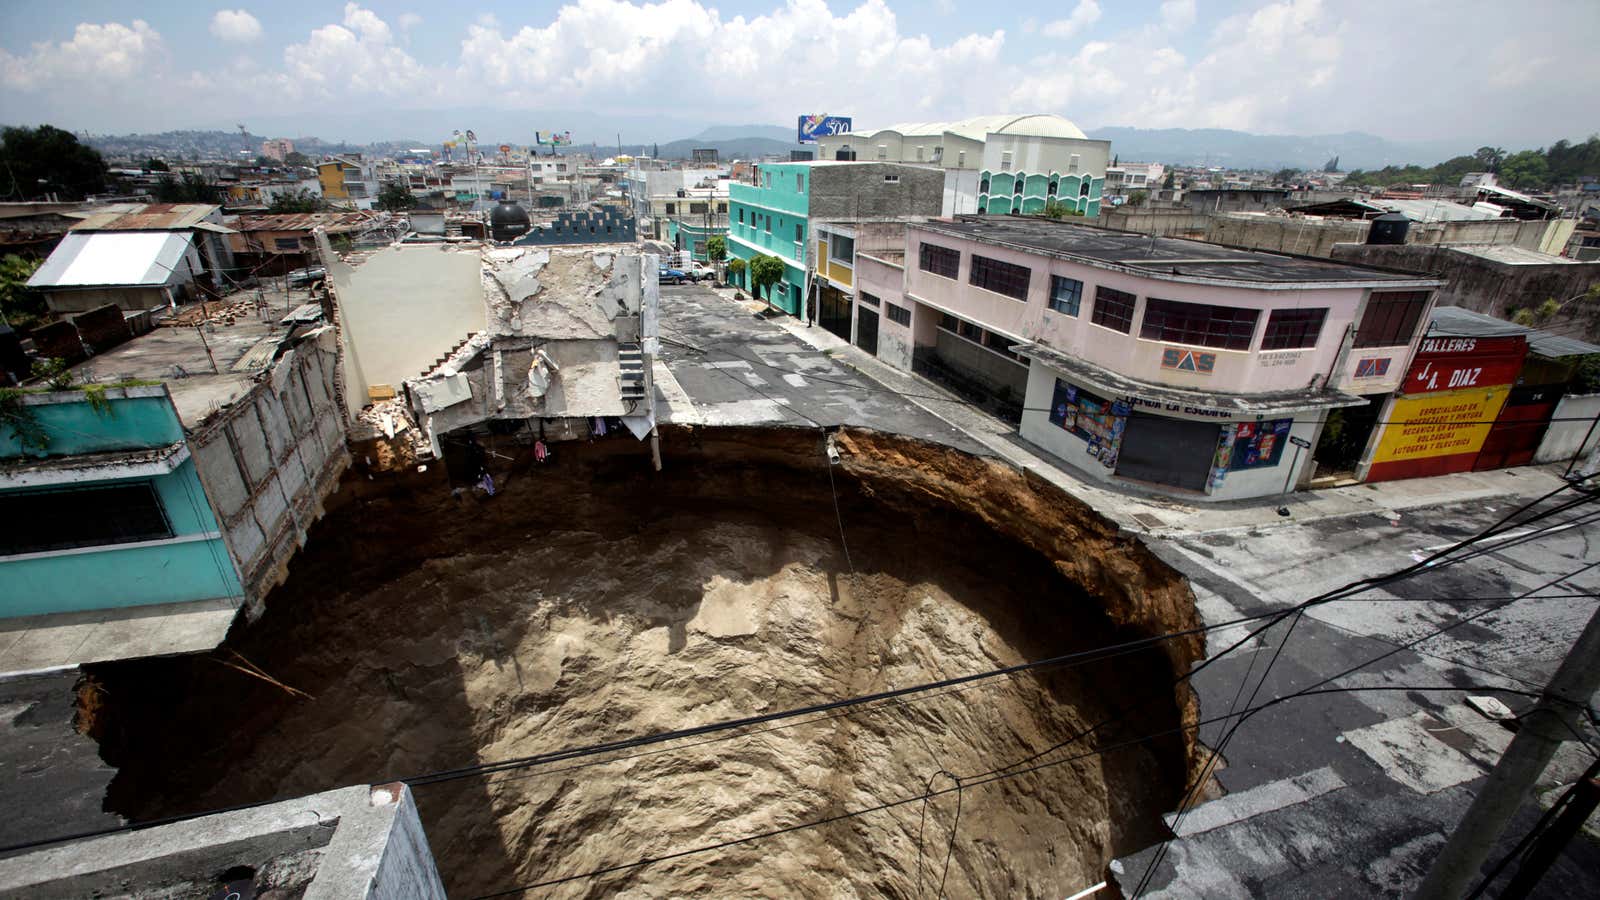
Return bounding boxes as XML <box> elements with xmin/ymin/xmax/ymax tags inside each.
<box><xmin>1413</xmin><ymin>602</ymin><xmax>1600</xmax><ymax>899</ymax></box>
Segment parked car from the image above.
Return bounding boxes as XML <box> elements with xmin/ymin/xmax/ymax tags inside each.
<box><xmin>287</xmin><ymin>266</ymin><xmax>326</xmax><ymax>286</ymax></box>
<box><xmin>658</xmin><ymin>266</ymin><xmax>688</xmax><ymax>284</ymax></box>
<box><xmin>683</xmin><ymin>261</ymin><xmax>716</xmax><ymax>282</ymax></box>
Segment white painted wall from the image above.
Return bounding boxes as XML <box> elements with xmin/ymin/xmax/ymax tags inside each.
<box><xmin>323</xmin><ymin>238</ymin><xmax>487</xmax><ymax>416</ymax></box>
<box><xmin>1534</xmin><ymin>393</ymin><xmax>1600</xmax><ymax>464</ymax></box>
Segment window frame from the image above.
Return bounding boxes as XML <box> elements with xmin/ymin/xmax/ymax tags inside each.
<box><xmin>1048</xmin><ymin>275</ymin><xmax>1083</xmax><ymax>316</ymax></box>
<box><xmin>918</xmin><ymin>242</ymin><xmax>961</xmax><ymax>279</ymax></box>
<box><xmin>829</xmin><ymin>234</ymin><xmax>855</xmax><ymax>265</ymax></box>
<box><xmin>1139</xmin><ymin>297</ymin><xmax>1260</xmax><ymax>351</ymax></box>
<box><xmin>1354</xmin><ymin>291</ymin><xmax>1430</xmax><ymax>348</ymax></box>
<box><xmin>886</xmin><ymin>303</ymin><xmax>911</xmax><ymax>326</ymax></box>
<box><xmin>968</xmin><ymin>254</ymin><xmax>1032</xmax><ymax>301</ymax></box>
<box><xmin>1261</xmin><ymin>307</ymin><xmax>1329</xmax><ymax>351</ymax></box>
<box><xmin>1091</xmin><ymin>286</ymin><xmax>1138</xmax><ymax>334</ymax></box>
<box><xmin>859</xmin><ymin>291</ymin><xmax>881</xmax><ymax>307</ymax></box>
<box><xmin>0</xmin><ymin>482</ymin><xmax>174</xmax><ymax>556</ymax></box>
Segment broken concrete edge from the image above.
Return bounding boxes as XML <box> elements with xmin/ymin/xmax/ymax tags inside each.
<box><xmin>0</xmin><ymin>782</ymin><xmax>446</xmax><ymax>900</ymax></box>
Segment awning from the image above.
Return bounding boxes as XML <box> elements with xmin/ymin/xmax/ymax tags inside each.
<box><xmin>1012</xmin><ymin>341</ymin><xmax>1366</xmax><ymax>418</ymax></box>
<box><xmin>27</xmin><ymin>231</ymin><xmax>195</xmax><ymax>289</ymax></box>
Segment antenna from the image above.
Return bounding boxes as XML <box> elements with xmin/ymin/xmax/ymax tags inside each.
<box><xmin>238</xmin><ymin>124</ymin><xmax>249</xmax><ymax>156</ymax></box>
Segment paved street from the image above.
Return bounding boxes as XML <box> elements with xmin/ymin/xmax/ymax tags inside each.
<box><xmin>653</xmin><ymin>283</ymin><xmax>986</xmax><ymax>454</ymax></box>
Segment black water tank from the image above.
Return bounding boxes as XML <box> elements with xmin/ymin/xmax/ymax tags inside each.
<box><xmin>1368</xmin><ymin>211</ymin><xmax>1410</xmax><ymax>245</ymax></box>
<box><xmin>489</xmin><ymin>199</ymin><xmax>531</xmax><ymax>242</ymax></box>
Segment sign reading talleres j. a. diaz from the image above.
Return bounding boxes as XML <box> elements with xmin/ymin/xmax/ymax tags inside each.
<box><xmin>1399</xmin><ymin>334</ymin><xmax>1527</xmax><ymax>397</ymax></box>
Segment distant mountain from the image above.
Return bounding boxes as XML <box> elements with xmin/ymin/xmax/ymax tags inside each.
<box><xmin>1085</xmin><ymin>127</ymin><xmax>1471</xmax><ymax>171</ymax></box>
<box><xmin>689</xmin><ymin>124</ymin><xmax>796</xmax><ymax>143</ymax></box>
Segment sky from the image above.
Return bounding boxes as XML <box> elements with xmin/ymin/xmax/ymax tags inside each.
<box><xmin>1</xmin><ymin>0</ymin><xmax>1597</xmax><ymax>147</ymax></box>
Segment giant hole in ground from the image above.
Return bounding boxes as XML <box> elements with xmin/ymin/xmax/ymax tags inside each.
<box><xmin>83</xmin><ymin>426</ymin><xmax>1200</xmax><ymax>898</ymax></box>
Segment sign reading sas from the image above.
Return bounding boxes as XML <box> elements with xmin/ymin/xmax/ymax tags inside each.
<box><xmin>798</xmin><ymin>115</ymin><xmax>853</xmax><ymax>144</ymax></box>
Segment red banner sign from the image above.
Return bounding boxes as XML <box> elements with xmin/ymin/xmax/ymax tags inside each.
<box><xmin>1399</xmin><ymin>334</ymin><xmax>1527</xmax><ymax>397</ymax></box>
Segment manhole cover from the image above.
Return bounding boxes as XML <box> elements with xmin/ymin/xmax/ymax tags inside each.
<box><xmin>1132</xmin><ymin>512</ymin><xmax>1167</xmax><ymax>529</ymax></box>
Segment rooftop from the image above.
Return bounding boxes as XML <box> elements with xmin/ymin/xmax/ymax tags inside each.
<box><xmin>1440</xmin><ymin>243</ymin><xmax>1583</xmax><ymax>266</ymax></box>
<box><xmin>1426</xmin><ymin>304</ymin><xmax>1600</xmax><ymax>358</ymax></box>
<box><xmin>843</xmin><ymin>113</ymin><xmax>1090</xmax><ymax>142</ymax></box>
<box><xmin>70</xmin><ymin>203</ymin><xmax>220</xmax><ymax>232</ymax></box>
<box><xmin>919</xmin><ymin>216</ymin><xmax>1439</xmax><ymax>287</ymax></box>
<box><xmin>227</xmin><ymin>211</ymin><xmax>387</xmax><ymax>233</ymax></box>
<box><xmin>27</xmin><ymin>231</ymin><xmax>194</xmax><ymax>289</ymax></box>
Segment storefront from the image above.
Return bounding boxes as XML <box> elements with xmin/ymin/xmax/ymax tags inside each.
<box><xmin>1018</xmin><ymin>344</ymin><xmax>1356</xmax><ymax>501</ymax></box>
<box><xmin>1365</xmin><ymin>333</ymin><xmax>1528</xmax><ymax>482</ymax></box>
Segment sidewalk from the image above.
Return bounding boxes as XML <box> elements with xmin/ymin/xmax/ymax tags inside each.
<box><xmin>710</xmin><ymin>287</ymin><xmax>1572</xmax><ymax>538</ymax></box>
<box><xmin>0</xmin><ymin>598</ymin><xmax>238</xmax><ymax>679</ymax></box>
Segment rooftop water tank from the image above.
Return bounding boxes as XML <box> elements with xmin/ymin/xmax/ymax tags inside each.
<box><xmin>489</xmin><ymin>199</ymin><xmax>531</xmax><ymax>242</ymax></box>
<box><xmin>1368</xmin><ymin>211</ymin><xmax>1410</xmax><ymax>245</ymax></box>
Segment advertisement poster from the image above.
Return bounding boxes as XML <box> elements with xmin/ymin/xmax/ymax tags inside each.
<box><xmin>1209</xmin><ymin>425</ymin><xmax>1238</xmax><ymax>489</ymax></box>
<box><xmin>1049</xmin><ymin>379</ymin><xmax>1126</xmax><ymax>467</ymax></box>
<box><xmin>1366</xmin><ymin>388</ymin><xmax>1511</xmax><ymax>482</ymax></box>
<box><xmin>1230</xmin><ymin>418</ymin><xmax>1293</xmax><ymax>470</ymax></box>
<box><xmin>797</xmin><ymin>114</ymin><xmax>853</xmax><ymax>143</ymax></box>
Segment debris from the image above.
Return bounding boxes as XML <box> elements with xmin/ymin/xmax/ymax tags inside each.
<box><xmin>1466</xmin><ymin>695</ymin><xmax>1515</xmax><ymax>720</ymax></box>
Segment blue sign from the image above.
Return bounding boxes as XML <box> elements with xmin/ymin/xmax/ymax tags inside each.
<box><xmin>798</xmin><ymin>115</ymin><xmax>853</xmax><ymax>144</ymax></box>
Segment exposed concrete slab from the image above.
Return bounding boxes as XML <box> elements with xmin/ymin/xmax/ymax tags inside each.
<box><xmin>0</xmin><ymin>598</ymin><xmax>237</xmax><ymax>676</ymax></box>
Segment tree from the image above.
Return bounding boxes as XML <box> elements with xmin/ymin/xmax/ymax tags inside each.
<box><xmin>748</xmin><ymin>255</ymin><xmax>785</xmax><ymax>308</ymax></box>
<box><xmin>1162</xmin><ymin>170</ymin><xmax>1176</xmax><ymax>190</ymax></box>
<box><xmin>0</xmin><ymin>254</ymin><xmax>46</xmax><ymax>331</ymax></box>
<box><xmin>1039</xmin><ymin>200</ymin><xmax>1083</xmax><ymax>219</ymax></box>
<box><xmin>144</xmin><ymin>158</ymin><xmax>169</xmax><ymax>172</ymax></box>
<box><xmin>376</xmin><ymin>182</ymin><xmax>417</xmax><ymax>212</ymax></box>
<box><xmin>1275</xmin><ymin>168</ymin><xmax>1298</xmax><ymax>184</ymax></box>
<box><xmin>254</xmin><ymin>156</ymin><xmax>276</xmax><ymax>168</ymax></box>
<box><xmin>705</xmin><ymin>235</ymin><xmax>726</xmax><ymax>279</ymax></box>
<box><xmin>725</xmin><ymin>256</ymin><xmax>747</xmax><ymax>289</ymax></box>
<box><xmin>0</xmin><ymin>125</ymin><xmax>107</xmax><ymax>200</ymax></box>
<box><xmin>153</xmin><ymin>172</ymin><xmax>222</xmax><ymax>204</ymax></box>
<box><xmin>268</xmin><ymin>189</ymin><xmax>323</xmax><ymax>213</ymax></box>
<box><xmin>284</xmin><ymin>151</ymin><xmax>312</xmax><ymax>167</ymax></box>
<box><xmin>1474</xmin><ymin>146</ymin><xmax>1507</xmax><ymax>172</ymax></box>
<box><xmin>1499</xmin><ymin>149</ymin><xmax>1551</xmax><ymax>189</ymax></box>
<box><xmin>1126</xmin><ymin>190</ymin><xmax>1149</xmax><ymax>207</ymax></box>
<box><xmin>1323</xmin><ymin>155</ymin><xmax>1340</xmax><ymax>172</ymax></box>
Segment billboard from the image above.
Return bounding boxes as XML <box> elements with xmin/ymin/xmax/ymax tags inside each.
<box><xmin>536</xmin><ymin>131</ymin><xmax>572</xmax><ymax>147</ymax></box>
<box><xmin>798</xmin><ymin>115</ymin><xmax>853</xmax><ymax>144</ymax></box>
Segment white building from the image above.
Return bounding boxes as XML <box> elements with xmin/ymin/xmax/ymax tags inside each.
<box><xmin>816</xmin><ymin>114</ymin><xmax>1112</xmax><ymax>218</ymax></box>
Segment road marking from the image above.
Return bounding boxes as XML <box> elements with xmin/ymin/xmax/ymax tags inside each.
<box><xmin>1343</xmin><ymin>712</ymin><xmax>1482</xmax><ymax>794</ymax></box>
<box><xmin>783</xmin><ymin>373</ymin><xmax>808</xmax><ymax>387</ymax></box>
<box><xmin>651</xmin><ymin>360</ymin><xmax>702</xmax><ymax>424</ymax></box>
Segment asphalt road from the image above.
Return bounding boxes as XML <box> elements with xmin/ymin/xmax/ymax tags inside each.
<box><xmin>1119</xmin><ymin>490</ymin><xmax>1600</xmax><ymax>898</ymax></box>
<box><xmin>653</xmin><ymin>283</ymin><xmax>987</xmax><ymax>454</ymax></box>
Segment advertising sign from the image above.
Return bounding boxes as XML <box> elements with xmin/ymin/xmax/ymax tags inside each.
<box><xmin>797</xmin><ymin>115</ymin><xmax>853</xmax><ymax>144</ymax></box>
<box><xmin>1366</xmin><ymin>388</ymin><xmax>1512</xmax><ymax>482</ymax></box>
<box><xmin>1400</xmin><ymin>335</ymin><xmax>1526</xmax><ymax>397</ymax></box>
<box><xmin>536</xmin><ymin>131</ymin><xmax>573</xmax><ymax>147</ymax></box>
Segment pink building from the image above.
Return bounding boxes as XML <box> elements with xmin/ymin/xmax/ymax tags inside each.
<box><xmin>856</xmin><ymin>216</ymin><xmax>1445</xmax><ymax>499</ymax></box>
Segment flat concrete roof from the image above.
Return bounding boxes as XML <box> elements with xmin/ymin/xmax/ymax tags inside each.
<box><xmin>919</xmin><ymin>217</ymin><xmax>1440</xmax><ymax>287</ymax></box>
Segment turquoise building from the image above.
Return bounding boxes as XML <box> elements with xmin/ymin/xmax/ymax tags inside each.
<box><xmin>978</xmin><ymin>169</ymin><xmax>1103</xmax><ymax>217</ymax></box>
<box><xmin>0</xmin><ymin>386</ymin><xmax>243</xmax><ymax>618</ymax></box>
<box><xmin>666</xmin><ymin>218</ymin><xmax>729</xmax><ymax>262</ymax></box>
<box><xmin>726</xmin><ymin>162</ymin><xmax>812</xmax><ymax>315</ymax></box>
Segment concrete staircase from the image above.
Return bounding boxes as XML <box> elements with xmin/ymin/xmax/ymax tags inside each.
<box><xmin>618</xmin><ymin>343</ymin><xmax>647</xmax><ymax>402</ymax></box>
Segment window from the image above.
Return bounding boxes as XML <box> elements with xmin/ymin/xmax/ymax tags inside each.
<box><xmin>1355</xmin><ymin>291</ymin><xmax>1430</xmax><ymax>348</ymax></box>
<box><xmin>877</xmin><ymin>145</ymin><xmax>888</xmax><ymax>160</ymax></box>
<box><xmin>689</xmin><ymin>202</ymin><xmax>707</xmax><ymax>214</ymax></box>
<box><xmin>764</xmin><ymin>172</ymin><xmax>771</xmax><ymax>188</ymax></box>
<box><xmin>717</xmin><ymin>202</ymin><xmax>727</xmax><ymax>213</ymax></box>
<box><xmin>796</xmin><ymin>174</ymin><xmax>803</xmax><ymax>192</ymax></box>
<box><xmin>915</xmin><ymin>146</ymin><xmax>924</xmax><ymax>161</ymax></box>
<box><xmin>919</xmin><ymin>242</ymin><xmax>960</xmax><ymax>279</ymax></box>
<box><xmin>1048</xmin><ymin>276</ymin><xmax>1083</xmax><ymax>316</ymax></box>
<box><xmin>957</xmin><ymin>151</ymin><xmax>966</xmax><ymax>167</ymax></box>
<box><xmin>859</xmin><ymin>291</ymin><xmax>880</xmax><ymax>307</ymax></box>
<box><xmin>979</xmin><ymin>177</ymin><xmax>990</xmax><ymax>194</ymax></box>
<box><xmin>764</xmin><ymin>216</ymin><xmax>771</xmax><ymax>234</ymax></box>
<box><xmin>0</xmin><ymin>483</ymin><xmax>172</xmax><ymax>555</ymax></box>
<box><xmin>1000</xmin><ymin>151</ymin><xmax>1013</xmax><ymax>172</ymax></box>
<box><xmin>665</xmin><ymin>203</ymin><xmax>676</xmax><ymax>214</ymax></box>
<box><xmin>1140</xmin><ymin>298</ymin><xmax>1259</xmax><ymax>351</ymax></box>
<box><xmin>933</xmin><ymin>147</ymin><xmax>943</xmax><ymax>161</ymax></box>
<box><xmin>969</xmin><ymin>254</ymin><xmax>1031</xmax><ymax>301</ymax></box>
<box><xmin>1069</xmin><ymin>154</ymin><xmax>1080</xmax><ymax>173</ymax></box>
<box><xmin>1091</xmin><ymin>286</ymin><xmax>1137</xmax><ymax>333</ymax></box>
<box><xmin>886</xmin><ymin>303</ymin><xmax>911</xmax><ymax>326</ymax></box>
<box><xmin>883</xmin><ymin>175</ymin><xmax>900</xmax><ymax>184</ymax></box>
<box><xmin>737</xmin><ymin>209</ymin><xmax>744</xmax><ymax>224</ymax></box>
<box><xmin>273</xmin><ymin>237</ymin><xmax>301</xmax><ymax>251</ymax></box>
<box><xmin>937</xmin><ymin>312</ymin><xmax>1019</xmax><ymax>360</ymax></box>
<box><xmin>1261</xmin><ymin>307</ymin><xmax>1329</xmax><ymax>350</ymax></box>
<box><xmin>829</xmin><ymin>234</ymin><xmax>855</xmax><ymax>264</ymax></box>
<box><xmin>794</xmin><ymin>223</ymin><xmax>803</xmax><ymax>242</ymax></box>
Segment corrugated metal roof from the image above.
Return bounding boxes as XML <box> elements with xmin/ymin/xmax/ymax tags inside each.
<box><xmin>227</xmin><ymin>212</ymin><xmax>384</xmax><ymax>233</ymax></box>
<box><xmin>26</xmin><ymin>231</ymin><xmax>194</xmax><ymax>288</ymax></box>
<box><xmin>1427</xmin><ymin>305</ymin><xmax>1600</xmax><ymax>358</ymax></box>
<box><xmin>71</xmin><ymin>203</ymin><xmax>220</xmax><ymax>231</ymax></box>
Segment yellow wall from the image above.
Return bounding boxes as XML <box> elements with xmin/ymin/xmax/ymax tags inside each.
<box><xmin>817</xmin><ymin>237</ymin><xmax>853</xmax><ymax>287</ymax></box>
<box><xmin>318</xmin><ymin>162</ymin><xmax>352</xmax><ymax>199</ymax></box>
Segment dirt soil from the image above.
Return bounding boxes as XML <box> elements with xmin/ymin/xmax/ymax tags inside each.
<box><xmin>84</xmin><ymin>425</ymin><xmax>1202</xmax><ymax>898</ymax></box>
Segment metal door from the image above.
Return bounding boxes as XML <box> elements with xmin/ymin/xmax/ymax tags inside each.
<box><xmin>856</xmin><ymin>306</ymin><xmax>879</xmax><ymax>354</ymax></box>
<box><xmin>1115</xmin><ymin>412</ymin><xmax>1219</xmax><ymax>491</ymax></box>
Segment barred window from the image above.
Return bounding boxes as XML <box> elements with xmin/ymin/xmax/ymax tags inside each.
<box><xmin>1140</xmin><ymin>298</ymin><xmax>1259</xmax><ymax>351</ymax></box>
<box><xmin>968</xmin><ymin>255</ymin><xmax>1031</xmax><ymax>300</ymax></box>
<box><xmin>886</xmin><ymin>303</ymin><xmax>911</xmax><ymax>326</ymax></box>
<box><xmin>1048</xmin><ymin>276</ymin><xmax>1083</xmax><ymax>316</ymax></box>
<box><xmin>859</xmin><ymin>292</ymin><xmax>880</xmax><ymax>307</ymax></box>
<box><xmin>0</xmin><ymin>483</ymin><xmax>172</xmax><ymax>555</ymax></box>
<box><xmin>1355</xmin><ymin>291</ymin><xmax>1430</xmax><ymax>348</ymax></box>
<box><xmin>919</xmin><ymin>242</ymin><xmax>960</xmax><ymax>279</ymax></box>
<box><xmin>1261</xmin><ymin>307</ymin><xmax>1328</xmax><ymax>350</ymax></box>
<box><xmin>1091</xmin><ymin>286</ymin><xmax>1137</xmax><ymax>333</ymax></box>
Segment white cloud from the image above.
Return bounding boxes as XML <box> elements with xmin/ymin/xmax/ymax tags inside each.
<box><xmin>398</xmin><ymin>13</ymin><xmax>424</xmax><ymax>30</ymax></box>
<box><xmin>1041</xmin><ymin>0</ymin><xmax>1101</xmax><ymax>40</ymax></box>
<box><xmin>281</xmin><ymin>4</ymin><xmax>434</xmax><ymax>97</ymax></box>
<box><xmin>1160</xmin><ymin>0</ymin><xmax>1197</xmax><ymax>31</ymax></box>
<box><xmin>1</xmin><ymin>20</ymin><xmax>163</xmax><ymax>90</ymax></box>
<box><xmin>210</xmin><ymin>10</ymin><xmax>263</xmax><ymax>43</ymax></box>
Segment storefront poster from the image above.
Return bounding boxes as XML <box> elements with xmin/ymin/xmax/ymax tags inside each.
<box><xmin>1208</xmin><ymin>425</ymin><xmax>1237</xmax><ymax>488</ymax></box>
<box><xmin>1049</xmin><ymin>378</ymin><xmax>1126</xmax><ymax>468</ymax></box>
<box><xmin>1230</xmin><ymin>418</ymin><xmax>1293</xmax><ymax>470</ymax></box>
